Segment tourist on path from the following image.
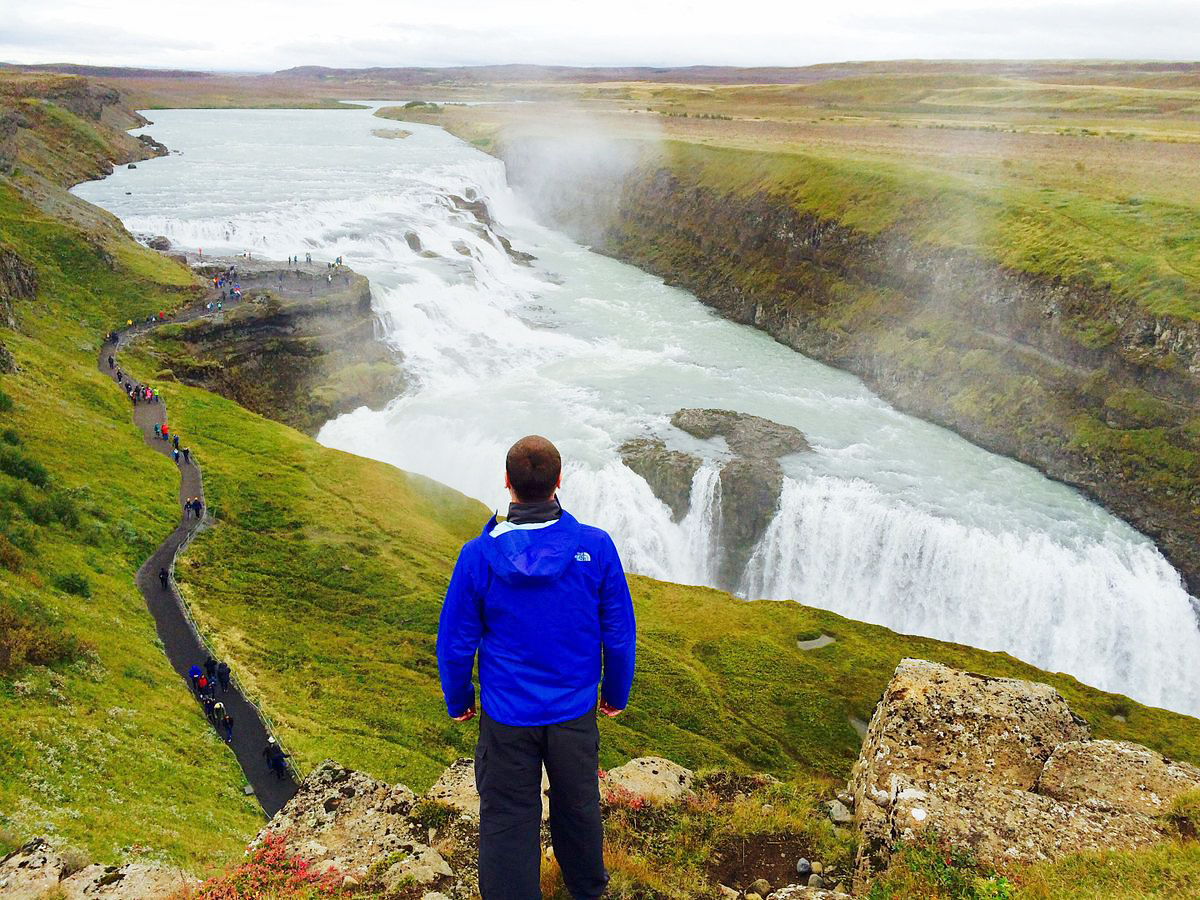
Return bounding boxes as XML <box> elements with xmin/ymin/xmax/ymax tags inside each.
<box><xmin>202</xmin><ymin>694</ymin><xmax>216</xmax><ymax>723</ymax></box>
<box><xmin>204</xmin><ymin>656</ymin><xmax>218</xmax><ymax>681</ymax></box>
<box><xmin>220</xmin><ymin>711</ymin><xmax>234</xmax><ymax>743</ymax></box>
<box><xmin>173</xmin><ymin>434</ymin><xmax>179</xmax><ymax>450</ymax></box>
<box><xmin>263</xmin><ymin>738</ymin><xmax>289</xmax><ymax>779</ymax></box>
<box><xmin>183</xmin><ymin>448</ymin><xmax>191</xmax><ymax>465</ymax></box>
<box><xmin>172</xmin><ymin>448</ymin><xmax>180</xmax><ymax>464</ymax></box>
<box><xmin>188</xmin><ymin>665</ymin><xmax>203</xmax><ymax>696</ymax></box>
<box><xmin>437</xmin><ymin>435</ymin><xmax>636</xmax><ymax>900</ymax></box>
<box><xmin>159</xmin><ymin>567</ymin><xmax>169</xmax><ymax>591</ymax></box>
<box><xmin>217</xmin><ymin>661</ymin><xmax>231</xmax><ymax>693</ymax></box>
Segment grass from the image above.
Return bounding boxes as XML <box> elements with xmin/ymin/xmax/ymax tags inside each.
<box><xmin>0</xmin><ymin>181</ymin><xmax>260</xmax><ymax>868</ymax></box>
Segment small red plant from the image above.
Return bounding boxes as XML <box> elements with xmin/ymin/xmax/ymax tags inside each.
<box><xmin>196</xmin><ymin>832</ymin><xmax>345</xmax><ymax>898</ymax></box>
<box><xmin>602</xmin><ymin>785</ymin><xmax>646</xmax><ymax>811</ymax></box>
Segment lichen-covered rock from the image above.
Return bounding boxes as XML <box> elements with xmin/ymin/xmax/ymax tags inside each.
<box><xmin>59</xmin><ymin>862</ymin><xmax>197</xmax><ymax>898</ymax></box>
<box><xmin>619</xmin><ymin>437</ymin><xmax>701</xmax><ymax>520</ymax></box>
<box><xmin>602</xmin><ymin>756</ymin><xmax>694</xmax><ymax>804</ymax></box>
<box><xmin>0</xmin><ymin>838</ymin><xmax>65</xmax><ymax>899</ymax></box>
<box><xmin>847</xmin><ymin>659</ymin><xmax>1188</xmax><ymax>890</ymax></box>
<box><xmin>766</xmin><ymin>886</ymin><xmax>852</xmax><ymax>900</ymax></box>
<box><xmin>1038</xmin><ymin>739</ymin><xmax>1200</xmax><ymax>816</ymax></box>
<box><xmin>257</xmin><ymin>759</ymin><xmax>441</xmax><ymax>886</ymax></box>
<box><xmin>426</xmin><ymin>756</ymin><xmax>550</xmax><ymax>822</ymax></box>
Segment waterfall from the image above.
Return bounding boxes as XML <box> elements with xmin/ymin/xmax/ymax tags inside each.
<box><xmin>73</xmin><ymin>106</ymin><xmax>1200</xmax><ymax>718</ymax></box>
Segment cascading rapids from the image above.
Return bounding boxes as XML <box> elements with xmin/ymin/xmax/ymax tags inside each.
<box><xmin>71</xmin><ymin>108</ymin><xmax>1200</xmax><ymax>718</ymax></box>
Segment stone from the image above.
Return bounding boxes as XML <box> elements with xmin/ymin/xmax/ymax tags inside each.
<box><xmin>826</xmin><ymin>798</ymin><xmax>853</xmax><ymax>825</ymax></box>
<box><xmin>405</xmin><ymin>231</ymin><xmax>423</xmax><ymax>252</ymax></box>
<box><xmin>426</xmin><ymin>756</ymin><xmax>550</xmax><ymax>822</ymax></box>
<box><xmin>751</xmin><ymin>877</ymin><xmax>772</xmax><ymax>894</ymax></box>
<box><xmin>796</xmin><ymin>856</ymin><xmax>811</xmax><ymax>876</ymax></box>
<box><xmin>808</xmin><ymin>874</ymin><xmax>825</xmax><ymax>888</ymax></box>
<box><xmin>846</xmin><ymin>659</ymin><xmax>1185</xmax><ymax>891</ymax></box>
<box><xmin>767</xmin><ymin>888</ymin><xmax>852</xmax><ymax>900</ymax></box>
<box><xmin>602</xmin><ymin>756</ymin><xmax>694</xmax><ymax>804</ymax></box>
<box><xmin>147</xmin><ymin>235</ymin><xmax>171</xmax><ymax>251</ymax></box>
<box><xmin>59</xmin><ymin>862</ymin><xmax>198</xmax><ymax>898</ymax></box>
<box><xmin>718</xmin><ymin>885</ymin><xmax>739</xmax><ymax>900</ymax></box>
<box><xmin>0</xmin><ymin>838</ymin><xmax>66</xmax><ymax>899</ymax></box>
<box><xmin>746</xmin><ymin>893</ymin><xmax>764</xmax><ymax>900</ymax></box>
<box><xmin>618</xmin><ymin>437</ymin><xmax>702</xmax><ymax>520</ymax></box>
<box><xmin>811</xmin><ymin>861</ymin><xmax>823</xmax><ymax>874</ymax></box>
<box><xmin>1038</xmin><ymin>739</ymin><xmax>1200</xmax><ymax>816</ymax></box>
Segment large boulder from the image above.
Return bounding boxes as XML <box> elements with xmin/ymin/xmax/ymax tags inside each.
<box><xmin>601</xmin><ymin>756</ymin><xmax>694</xmax><ymax>804</ymax></box>
<box><xmin>848</xmin><ymin>660</ymin><xmax>1189</xmax><ymax>890</ymax></box>
<box><xmin>1038</xmin><ymin>739</ymin><xmax>1200</xmax><ymax>816</ymax></box>
<box><xmin>0</xmin><ymin>839</ymin><xmax>65</xmax><ymax>899</ymax></box>
<box><xmin>60</xmin><ymin>863</ymin><xmax>197</xmax><ymax>899</ymax></box>
<box><xmin>0</xmin><ymin>839</ymin><xmax>192</xmax><ymax>900</ymax></box>
<box><xmin>618</xmin><ymin>438</ymin><xmax>702</xmax><ymax>521</ymax></box>
<box><xmin>147</xmin><ymin>235</ymin><xmax>171</xmax><ymax>251</ymax></box>
<box><xmin>426</xmin><ymin>756</ymin><xmax>551</xmax><ymax>822</ymax></box>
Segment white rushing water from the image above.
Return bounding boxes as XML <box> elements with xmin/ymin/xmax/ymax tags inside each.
<box><xmin>75</xmin><ymin>106</ymin><xmax>1200</xmax><ymax>716</ymax></box>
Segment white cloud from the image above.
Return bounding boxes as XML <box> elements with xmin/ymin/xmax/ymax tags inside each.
<box><xmin>0</xmin><ymin>0</ymin><xmax>1197</xmax><ymax>71</ymax></box>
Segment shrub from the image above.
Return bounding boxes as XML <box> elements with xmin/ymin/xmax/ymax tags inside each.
<box><xmin>867</xmin><ymin>829</ymin><xmax>1013</xmax><ymax>900</ymax></box>
<box><xmin>0</xmin><ymin>389</ymin><xmax>11</xmax><ymax>413</ymax></box>
<box><xmin>1</xmin><ymin>428</ymin><xmax>21</xmax><ymax>446</ymax></box>
<box><xmin>0</xmin><ymin>533</ymin><xmax>23</xmax><ymax>571</ymax></box>
<box><xmin>0</xmin><ymin>601</ymin><xmax>86</xmax><ymax>675</ymax></box>
<box><xmin>52</xmin><ymin>572</ymin><xmax>90</xmax><ymax>597</ymax></box>
<box><xmin>47</xmin><ymin>490</ymin><xmax>80</xmax><ymax>528</ymax></box>
<box><xmin>0</xmin><ymin>445</ymin><xmax>48</xmax><ymax>487</ymax></box>
<box><xmin>195</xmin><ymin>832</ymin><xmax>344</xmax><ymax>898</ymax></box>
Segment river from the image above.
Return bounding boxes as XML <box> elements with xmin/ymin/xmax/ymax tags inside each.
<box><xmin>74</xmin><ymin>105</ymin><xmax>1200</xmax><ymax>717</ymax></box>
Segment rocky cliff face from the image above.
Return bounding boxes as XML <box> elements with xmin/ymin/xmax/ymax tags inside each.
<box><xmin>846</xmin><ymin>659</ymin><xmax>1200</xmax><ymax>890</ymax></box>
<box><xmin>0</xmin><ymin>839</ymin><xmax>195</xmax><ymax>899</ymax></box>
<box><xmin>500</xmin><ymin>140</ymin><xmax>1200</xmax><ymax>596</ymax></box>
<box><xmin>145</xmin><ymin>261</ymin><xmax>404</xmax><ymax>435</ymax></box>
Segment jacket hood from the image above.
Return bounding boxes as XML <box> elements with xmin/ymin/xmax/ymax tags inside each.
<box><xmin>479</xmin><ymin>509</ymin><xmax>582</xmax><ymax>585</ymax></box>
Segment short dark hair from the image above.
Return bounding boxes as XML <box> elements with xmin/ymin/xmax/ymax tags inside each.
<box><xmin>506</xmin><ymin>435</ymin><xmax>561</xmax><ymax>502</ymax></box>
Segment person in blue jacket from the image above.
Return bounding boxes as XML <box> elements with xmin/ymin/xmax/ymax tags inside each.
<box><xmin>437</xmin><ymin>435</ymin><xmax>636</xmax><ymax>900</ymax></box>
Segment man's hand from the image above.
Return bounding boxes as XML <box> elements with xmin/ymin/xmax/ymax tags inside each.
<box><xmin>598</xmin><ymin>699</ymin><xmax>624</xmax><ymax>718</ymax></box>
<box><xmin>451</xmin><ymin>705</ymin><xmax>476</xmax><ymax>723</ymax></box>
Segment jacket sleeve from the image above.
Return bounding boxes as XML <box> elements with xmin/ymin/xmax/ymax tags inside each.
<box><xmin>436</xmin><ymin>546</ymin><xmax>484</xmax><ymax>717</ymax></box>
<box><xmin>598</xmin><ymin>535</ymin><xmax>637</xmax><ymax>710</ymax></box>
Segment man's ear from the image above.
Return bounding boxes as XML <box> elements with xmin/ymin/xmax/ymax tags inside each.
<box><xmin>556</xmin><ymin>473</ymin><xmax>562</xmax><ymax>489</ymax></box>
<box><xmin>504</xmin><ymin>472</ymin><xmax>511</xmax><ymax>490</ymax></box>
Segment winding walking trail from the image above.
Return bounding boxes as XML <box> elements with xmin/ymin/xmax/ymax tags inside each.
<box><xmin>97</xmin><ymin>273</ymin><xmax>303</xmax><ymax>817</ymax></box>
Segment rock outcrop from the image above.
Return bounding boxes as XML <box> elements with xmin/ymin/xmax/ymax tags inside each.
<box><xmin>146</xmin><ymin>259</ymin><xmax>405</xmax><ymax>435</ymax></box>
<box><xmin>0</xmin><ymin>838</ymin><xmax>195</xmax><ymax>899</ymax></box>
<box><xmin>847</xmin><ymin>659</ymin><xmax>1200</xmax><ymax>889</ymax></box>
<box><xmin>259</xmin><ymin>759</ymin><xmax>466</xmax><ymax>896</ymax></box>
<box><xmin>618</xmin><ymin>437</ymin><xmax>702</xmax><ymax>520</ymax></box>
<box><xmin>621</xmin><ymin>408</ymin><xmax>809</xmax><ymax>588</ymax></box>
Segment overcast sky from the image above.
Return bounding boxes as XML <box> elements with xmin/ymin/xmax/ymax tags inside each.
<box><xmin>3</xmin><ymin>0</ymin><xmax>1198</xmax><ymax>72</ymax></box>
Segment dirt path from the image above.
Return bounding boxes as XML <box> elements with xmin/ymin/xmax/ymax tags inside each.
<box><xmin>98</xmin><ymin>298</ymin><xmax>299</xmax><ymax>818</ymax></box>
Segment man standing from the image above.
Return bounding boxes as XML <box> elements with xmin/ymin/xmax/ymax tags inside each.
<box><xmin>437</xmin><ymin>435</ymin><xmax>636</xmax><ymax>900</ymax></box>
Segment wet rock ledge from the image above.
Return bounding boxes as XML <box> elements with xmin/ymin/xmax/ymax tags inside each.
<box><xmin>621</xmin><ymin>408</ymin><xmax>810</xmax><ymax>589</ymax></box>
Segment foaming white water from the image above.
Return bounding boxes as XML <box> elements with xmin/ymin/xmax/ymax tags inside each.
<box><xmin>73</xmin><ymin>106</ymin><xmax>1200</xmax><ymax>717</ymax></box>
<box><xmin>743</xmin><ymin>478</ymin><xmax>1200</xmax><ymax>711</ymax></box>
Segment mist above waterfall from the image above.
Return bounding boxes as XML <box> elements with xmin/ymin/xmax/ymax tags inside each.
<box><xmin>74</xmin><ymin>105</ymin><xmax>1200</xmax><ymax>717</ymax></box>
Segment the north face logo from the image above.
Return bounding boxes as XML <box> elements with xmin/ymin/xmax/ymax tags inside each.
<box><xmin>575</xmin><ymin>551</ymin><xmax>591</xmax><ymax>562</ymax></box>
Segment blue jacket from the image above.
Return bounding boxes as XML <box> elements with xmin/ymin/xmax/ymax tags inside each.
<box><xmin>436</xmin><ymin>509</ymin><xmax>637</xmax><ymax>726</ymax></box>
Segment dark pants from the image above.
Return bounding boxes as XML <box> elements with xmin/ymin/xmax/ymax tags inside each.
<box><xmin>476</xmin><ymin>707</ymin><xmax>607</xmax><ymax>900</ymax></box>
